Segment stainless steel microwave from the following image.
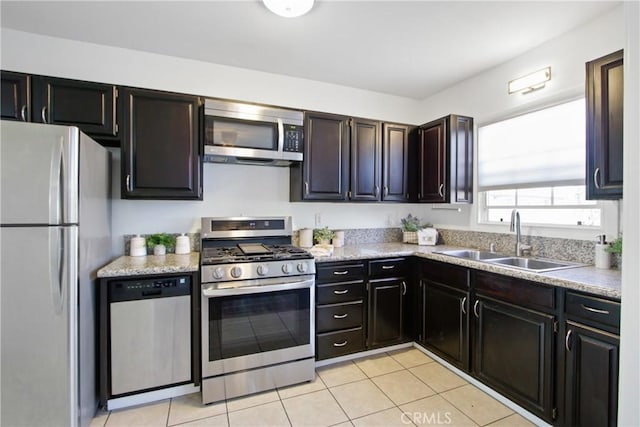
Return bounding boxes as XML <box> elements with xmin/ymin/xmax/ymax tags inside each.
<box><xmin>203</xmin><ymin>99</ymin><xmax>304</xmax><ymax>166</ymax></box>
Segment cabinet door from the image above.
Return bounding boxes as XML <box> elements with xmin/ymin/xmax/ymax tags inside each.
<box><xmin>294</xmin><ymin>112</ymin><xmax>349</xmax><ymax>201</ymax></box>
<box><xmin>449</xmin><ymin>115</ymin><xmax>473</xmax><ymax>203</ymax></box>
<box><xmin>121</xmin><ymin>88</ymin><xmax>202</xmax><ymax>200</ymax></box>
<box><xmin>382</xmin><ymin>123</ymin><xmax>410</xmax><ymax>202</ymax></box>
<box><xmin>422</xmin><ymin>280</ymin><xmax>469</xmax><ymax>370</ymax></box>
<box><xmin>350</xmin><ymin>118</ymin><xmax>381</xmax><ymax>201</ymax></box>
<box><xmin>586</xmin><ymin>50</ymin><xmax>623</xmax><ymax>200</ymax></box>
<box><xmin>32</xmin><ymin>76</ymin><xmax>118</xmax><ymax>139</ymax></box>
<box><xmin>564</xmin><ymin>321</ymin><xmax>619</xmax><ymax>427</ymax></box>
<box><xmin>1</xmin><ymin>71</ymin><xmax>30</xmax><ymax>122</ymax></box>
<box><xmin>473</xmin><ymin>297</ymin><xmax>555</xmax><ymax>422</ymax></box>
<box><xmin>418</xmin><ymin>119</ymin><xmax>447</xmax><ymax>202</ymax></box>
<box><xmin>367</xmin><ymin>278</ymin><xmax>404</xmax><ymax>347</ymax></box>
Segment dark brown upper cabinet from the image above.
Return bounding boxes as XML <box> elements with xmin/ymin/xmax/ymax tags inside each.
<box><xmin>290</xmin><ymin>111</ymin><xmax>350</xmax><ymax>201</ymax></box>
<box><xmin>1</xmin><ymin>71</ymin><xmax>30</xmax><ymax>122</ymax></box>
<box><xmin>417</xmin><ymin>115</ymin><xmax>473</xmax><ymax>204</ymax></box>
<box><xmin>586</xmin><ymin>50</ymin><xmax>623</xmax><ymax>200</ymax></box>
<box><xmin>1</xmin><ymin>71</ymin><xmax>120</xmax><ymax>146</ymax></box>
<box><xmin>350</xmin><ymin>118</ymin><xmax>381</xmax><ymax>201</ymax></box>
<box><xmin>120</xmin><ymin>87</ymin><xmax>202</xmax><ymax>200</ymax></box>
<box><xmin>382</xmin><ymin>123</ymin><xmax>411</xmax><ymax>202</ymax></box>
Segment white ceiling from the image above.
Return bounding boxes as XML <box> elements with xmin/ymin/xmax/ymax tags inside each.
<box><xmin>0</xmin><ymin>1</ymin><xmax>620</xmax><ymax>100</ymax></box>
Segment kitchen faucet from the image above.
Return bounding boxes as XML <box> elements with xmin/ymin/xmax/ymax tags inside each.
<box><xmin>510</xmin><ymin>209</ymin><xmax>532</xmax><ymax>256</ymax></box>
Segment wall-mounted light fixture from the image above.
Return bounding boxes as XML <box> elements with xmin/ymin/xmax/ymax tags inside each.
<box><xmin>263</xmin><ymin>0</ymin><xmax>314</xmax><ymax>18</ymax></box>
<box><xmin>508</xmin><ymin>67</ymin><xmax>551</xmax><ymax>94</ymax></box>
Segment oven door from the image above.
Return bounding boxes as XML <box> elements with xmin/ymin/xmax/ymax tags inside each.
<box><xmin>201</xmin><ymin>275</ymin><xmax>315</xmax><ymax>379</ymax></box>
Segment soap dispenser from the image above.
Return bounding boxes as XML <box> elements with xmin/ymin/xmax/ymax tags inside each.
<box><xmin>594</xmin><ymin>235</ymin><xmax>611</xmax><ymax>269</ymax></box>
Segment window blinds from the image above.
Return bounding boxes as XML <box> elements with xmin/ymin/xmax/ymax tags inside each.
<box><xmin>478</xmin><ymin>99</ymin><xmax>585</xmax><ymax>191</ymax></box>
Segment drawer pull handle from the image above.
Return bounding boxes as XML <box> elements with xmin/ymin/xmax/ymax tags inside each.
<box><xmin>333</xmin><ymin>341</ymin><xmax>348</xmax><ymax>347</ymax></box>
<box><xmin>333</xmin><ymin>289</ymin><xmax>349</xmax><ymax>295</ymax></box>
<box><xmin>381</xmin><ymin>265</ymin><xmax>395</xmax><ymax>270</ymax></box>
<box><xmin>333</xmin><ymin>271</ymin><xmax>349</xmax><ymax>275</ymax></box>
<box><xmin>333</xmin><ymin>313</ymin><xmax>348</xmax><ymax>319</ymax></box>
<box><xmin>581</xmin><ymin>304</ymin><xmax>610</xmax><ymax>315</ymax></box>
<box><xmin>565</xmin><ymin>329</ymin><xmax>573</xmax><ymax>352</ymax></box>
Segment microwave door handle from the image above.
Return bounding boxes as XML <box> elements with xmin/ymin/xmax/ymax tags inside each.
<box><xmin>277</xmin><ymin>118</ymin><xmax>284</xmax><ymax>152</ymax></box>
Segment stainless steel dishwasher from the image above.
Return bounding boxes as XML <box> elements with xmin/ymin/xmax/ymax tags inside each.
<box><xmin>109</xmin><ymin>276</ymin><xmax>191</xmax><ymax>396</ymax></box>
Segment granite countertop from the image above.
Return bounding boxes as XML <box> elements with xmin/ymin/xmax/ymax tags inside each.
<box><xmin>97</xmin><ymin>253</ymin><xmax>200</xmax><ymax>278</ymax></box>
<box><xmin>313</xmin><ymin>243</ymin><xmax>622</xmax><ymax>300</ymax></box>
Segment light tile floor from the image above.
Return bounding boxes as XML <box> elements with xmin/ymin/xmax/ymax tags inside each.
<box><xmin>91</xmin><ymin>348</ymin><xmax>538</xmax><ymax>427</ymax></box>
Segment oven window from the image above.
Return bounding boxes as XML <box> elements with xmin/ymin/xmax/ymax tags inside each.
<box><xmin>207</xmin><ymin>288</ymin><xmax>310</xmax><ymax>361</ymax></box>
<box><xmin>206</xmin><ymin>116</ymin><xmax>278</xmax><ymax>150</ymax></box>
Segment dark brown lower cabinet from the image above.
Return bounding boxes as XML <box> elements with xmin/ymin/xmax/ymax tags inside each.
<box><xmin>422</xmin><ymin>280</ymin><xmax>469</xmax><ymax>371</ymax></box>
<box><xmin>473</xmin><ymin>296</ymin><xmax>555</xmax><ymax>422</ymax></box>
<box><xmin>367</xmin><ymin>278</ymin><xmax>403</xmax><ymax>347</ymax></box>
<box><xmin>563</xmin><ymin>321</ymin><xmax>619</xmax><ymax>427</ymax></box>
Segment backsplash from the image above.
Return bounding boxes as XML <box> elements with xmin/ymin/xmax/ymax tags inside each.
<box><xmin>123</xmin><ymin>228</ymin><xmax>618</xmax><ymax>269</ymax></box>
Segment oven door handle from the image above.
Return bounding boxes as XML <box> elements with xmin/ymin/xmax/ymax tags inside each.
<box><xmin>202</xmin><ymin>278</ymin><xmax>314</xmax><ymax>297</ymax></box>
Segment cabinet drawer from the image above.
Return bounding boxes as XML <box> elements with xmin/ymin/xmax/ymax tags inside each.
<box><xmin>316</xmin><ymin>327</ymin><xmax>364</xmax><ymax>360</ymax></box>
<box><xmin>316</xmin><ymin>301</ymin><xmax>364</xmax><ymax>333</ymax></box>
<box><xmin>475</xmin><ymin>271</ymin><xmax>555</xmax><ymax>312</ymax></box>
<box><xmin>369</xmin><ymin>258</ymin><xmax>408</xmax><ymax>278</ymax></box>
<box><xmin>565</xmin><ymin>292</ymin><xmax>620</xmax><ymax>330</ymax></box>
<box><xmin>422</xmin><ymin>259</ymin><xmax>468</xmax><ymax>290</ymax></box>
<box><xmin>317</xmin><ymin>281</ymin><xmax>364</xmax><ymax>305</ymax></box>
<box><xmin>316</xmin><ymin>263</ymin><xmax>365</xmax><ymax>283</ymax></box>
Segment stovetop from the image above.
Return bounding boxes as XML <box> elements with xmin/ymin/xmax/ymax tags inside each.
<box><xmin>201</xmin><ymin>243</ymin><xmax>312</xmax><ymax>265</ymax></box>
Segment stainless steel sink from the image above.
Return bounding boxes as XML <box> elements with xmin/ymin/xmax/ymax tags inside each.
<box><xmin>435</xmin><ymin>249</ymin><xmax>507</xmax><ymax>261</ymax></box>
<box><xmin>486</xmin><ymin>256</ymin><xmax>585</xmax><ymax>272</ymax></box>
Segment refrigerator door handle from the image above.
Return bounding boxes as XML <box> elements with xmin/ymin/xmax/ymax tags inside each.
<box><xmin>48</xmin><ymin>139</ymin><xmax>64</xmax><ymax>224</ymax></box>
<box><xmin>49</xmin><ymin>227</ymin><xmax>64</xmax><ymax>314</ymax></box>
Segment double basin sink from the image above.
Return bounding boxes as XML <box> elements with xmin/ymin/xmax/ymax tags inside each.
<box><xmin>435</xmin><ymin>249</ymin><xmax>586</xmax><ymax>273</ymax></box>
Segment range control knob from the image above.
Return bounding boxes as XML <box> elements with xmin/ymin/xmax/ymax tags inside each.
<box><xmin>230</xmin><ymin>266</ymin><xmax>242</xmax><ymax>279</ymax></box>
<box><xmin>297</xmin><ymin>262</ymin><xmax>308</xmax><ymax>273</ymax></box>
<box><xmin>212</xmin><ymin>267</ymin><xmax>224</xmax><ymax>280</ymax></box>
<box><xmin>257</xmin><ymin>265</ymin><xmax>269</xmax><ymax>276</ymax></box>
<box><xmin>282</xmin><ymin>263</ymin><xmax>293</xmax><ymax>274</ymax></box>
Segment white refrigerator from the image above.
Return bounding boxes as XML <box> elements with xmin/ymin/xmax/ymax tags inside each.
<box><xmin>1</xmin><ymin>121</ymin><xmax>112</xmax><ymax>426</ymax></box>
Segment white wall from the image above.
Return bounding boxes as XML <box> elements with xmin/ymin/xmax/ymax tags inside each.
<box><xmin>618</xmin><ymin>2</ymin><xmax>640</xmax><ymax>424</ymax></box>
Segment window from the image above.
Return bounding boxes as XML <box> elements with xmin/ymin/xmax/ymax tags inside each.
<box><xmin>478</xmin><ymin>99</ymin><xmax>601</xmax><ymax>227</ymax></box>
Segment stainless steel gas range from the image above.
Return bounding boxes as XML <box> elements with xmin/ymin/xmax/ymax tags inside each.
<box><xmin>199</xmin><ymin>216</ymin><xmax>316</xmax><ymax>404</ymax></box>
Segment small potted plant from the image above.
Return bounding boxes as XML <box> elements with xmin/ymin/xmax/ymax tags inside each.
<box><xmin>146</xmin><ymin>233</ymin><xmax>176</xmax><ymax>255</ymax></box>
<box><xmin>313</xmin><ymin>227</ymin><xmax>335</xmax><ymax>245</ymax></box>
<box><xmin>401</xmin><ymin>214</ymin><xmax>421</xmax><ymax>244</ymax></box>
<box><xmin>606</xmin><ymin>235</ymin><xmax>622</xmax><ymax>269</ymax></box>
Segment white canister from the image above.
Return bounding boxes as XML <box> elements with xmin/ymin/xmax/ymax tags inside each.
<box><xmin>175</xmin><ymin>234</ymin><xmax>191</xmax><ymax>255</ymax></box>
<box><xmin>299</xmin><ymin>228</ymin><xmax>313</xmax><ymax>248</ymax></box>
<box><xmin>130</xmin><ymin>235</ymin><xmax>147</xmax><ymax>257</ymax></box>
<box><xmin>332</xmin><ymin>230</ymin><xmax>345</xmax><ymax>247</ymax></box>
<box><xmin>595</xmin><ymin>243</ymin><xmax>611</xmax><ymax>269</ymax></box>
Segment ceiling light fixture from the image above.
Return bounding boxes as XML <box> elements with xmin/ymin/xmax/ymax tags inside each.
<box><xmin>263</xmin><ymin>0</ymin><xmax>314</xmax><ymax>18</ymax></box>
<box><xmin>508</xmin><ymin>67</ymin><xmax>551</xmax><ymax>94</ymax></box>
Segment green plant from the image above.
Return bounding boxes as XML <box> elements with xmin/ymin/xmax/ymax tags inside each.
<box><xmin>146</xmin><ymin>233</ymin><xmax>176</xmax><ymax>250</ymax></box>
<box><xmin>606</xmin><ymin>236</ymin><xmax>622</xmax><ymax>255</ymax></box>
<box><xmin>313</xmin><ymin>227</ymin><xmax>335</xmax><ymax>243</ymax></box>
<box><xmin>401</xmin><ymin>214</ymin><xmax>421</xmax><ymax>232</ymax></box>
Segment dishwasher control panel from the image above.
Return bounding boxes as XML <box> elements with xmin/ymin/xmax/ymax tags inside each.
<box><xmin>109</xmin><ymin>276</ymin><xmax>191</xmax><ymax>302</ymax></box>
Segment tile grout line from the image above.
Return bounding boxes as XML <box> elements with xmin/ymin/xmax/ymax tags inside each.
<box><xmin>438</xmin><ymin>384</ymin><xmax>512</xmax><ymax>426</ymax></box>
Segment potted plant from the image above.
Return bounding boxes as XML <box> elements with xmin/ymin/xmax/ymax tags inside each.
<box><xmin>313</xmin><ymin>227</ymin><xmax>335</xmax><ymax>245</ymax></box>
<box><xmin>401</xmin><ymin>214</ymin><xmax>421</xmax><ymax>244</ymax></box>
<box><xmin>146</xmin><ymin>233</ymin><xmax>176</xmax><ymax>255</ymax></box>
<box><xmin>606</xmin><ymin>235</ymin><xmax>622</xmax><ymax>269</ymax></box>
